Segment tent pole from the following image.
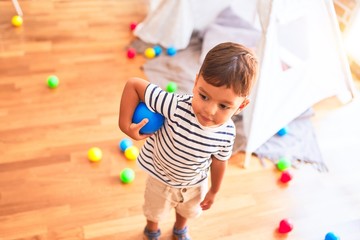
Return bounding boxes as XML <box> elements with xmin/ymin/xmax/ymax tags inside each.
<box><xmin>12</xmin><ymin>0</ymin><xmax>23</xmax><ymax>17</ymax></box>
<box><xmin>325</xmin><ymin>0</ymin><xmax>357</xmax><ymax>99</ymax></box>
<box><xmin>243</xmin><ymin>151</ymin><xmax>252</xmax><ymax>168</ymax></box>
<box><xmin>242</xmin><ymin>0</ymin><xmax>274</xmax><ymax>169</ymax></box>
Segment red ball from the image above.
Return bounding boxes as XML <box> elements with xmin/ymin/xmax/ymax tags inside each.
<box><xmin>280</xmin><ymin>170</ymin><xmax>293</xmax><ymax>183</ymax></box>
<box><xmin>127</xmin><ymin>48</ymin><xmax>136</xmax><ymax>59</ymax></box>
<box><xmin>129</xmin><ymin>22</ymin><xmax>137</xmax><ymax>31</ymax></box>
<box><xmin>278</xmin><ymin>219</ymin><xmax>293</xmax><ymax>233</ymax></box>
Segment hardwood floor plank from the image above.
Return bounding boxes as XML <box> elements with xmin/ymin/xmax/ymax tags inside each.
<box><xmin>0</xmin><ymin>205</ymin><xmax>70</xmax><ymax>240</ymax></box>
<box><xmin>47</xmin><ymin>227</ymin><xmax>84</xmax><ymax>240</ymax></box>
<box><xmin>0</xmin><ymin>154</ymin><xmax>70</xmax><ymax>172</ymax></box>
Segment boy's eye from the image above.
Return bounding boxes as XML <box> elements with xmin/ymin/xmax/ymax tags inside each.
<box><xmin>219</xmin><ymin>104</ymin><xmax>229</xmax><ymax>110</ymax></box>
<box><xmin>199</xmin><ymin>93</ymin><xmax>208</xmax><ymax>100</ymax></box>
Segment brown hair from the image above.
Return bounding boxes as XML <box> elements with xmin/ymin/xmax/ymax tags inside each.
<box><xmin>198</xmin><ymin>42</ymin><xmax>258</xmax><ymax>97</ymax></box>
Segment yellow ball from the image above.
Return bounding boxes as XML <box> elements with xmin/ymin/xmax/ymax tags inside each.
<box><xmin>11</xmin><ymin>15</ymin><xmax>23</xmax><ymax>27</ymax></box>
<box><xmin>144</xmin><ymin>48</ymin><xmax>156</xmax><ymax>59</ymax></box>
<box><xmin>124</xmin><ymin>146</ymin><xmax>139</xmax><ymax>161</ymax></box>
<box><xmin>88</xmin><ymin>147</ymin><xmax>102</xmax><ymax>162</ymax></box>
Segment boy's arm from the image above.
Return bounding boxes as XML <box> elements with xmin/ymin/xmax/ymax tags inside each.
<box><xmin>200</xmin><ymin>156</ymin><xmax>227</xmax><ymax>210</ymax></box>
<box><xmin>118</xmin><ymin>77</ymin><xmax>151</xmax><ymax>140</ymax></box>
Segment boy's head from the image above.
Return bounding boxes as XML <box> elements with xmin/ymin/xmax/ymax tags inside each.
<box><xmin>192</xmin><ymin>42</ymin><xmax>258</xmax><ymax>127</ymax></box>
<box><xmin>198</xmin><ymin>42</ymin><xmax>258</xmax><ymax>97</ymax></box>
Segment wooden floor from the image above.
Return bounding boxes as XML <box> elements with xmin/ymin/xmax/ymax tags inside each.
<box><xmin>1</xmin><ymin>1</ymin><xmax>360</xmax><ymax>239</ymax></box>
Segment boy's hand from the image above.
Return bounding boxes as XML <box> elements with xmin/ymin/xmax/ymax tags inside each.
<box><xmin>200</xmin><ymin>190</ymin><xmax>216</xmax><ymax>210</ymax></box>
<box><xmin>128</xmin><ymin>118</ymin><xmax>152</xmax><ymax>140</ymax></box>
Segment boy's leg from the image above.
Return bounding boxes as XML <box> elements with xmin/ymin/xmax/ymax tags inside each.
<box><xmin>143</xmin><ymin>217</ymin><xmax>160</xmax><ymax>239</ymax></box>
<box><xmin>173</xmin><ymin>181</ymin><xmax>208</xmax><ymax>239</ymax></box>
<box><xmin>173</xmin><ymin>213</ymin><xmax>191</xmax><ymax>240</ymax></box>
<box><xmin>143</xmin><ymin>221</ymin><xmax>161</xmax><ymax>240</ymax></box>
<box><xmin>143</xmin><ymin>175</ymin><xmax>175</xmax><ymax>239</ymax></box>
<box><xmin>146</xmin><ymin>219</ymin><xmax>159</xmax><ymax>232</ymax></box>
<box><xmin>174</xmin><ymin>212</ymin><xmax>187</xmax><ymax>230</ymax></box>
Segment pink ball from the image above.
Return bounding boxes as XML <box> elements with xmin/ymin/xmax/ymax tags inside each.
<box><xmin>278</xmin><ymin>219</ymin><xmax>293</xmax><ymax>233</ymax></box>
<box><xmin>280</xmin><ymin>170</ymin><xmax>293</xmax><ymax>183</ymax></box>
<box><xmin>127</xmin><ymin>48</ymin><xmax>136</xmax><ymax>59</ymax></box>
<box><xmin>129</xmin><ymin>22</ymin><xmax>137</xmax><ymax>31</ymax></box>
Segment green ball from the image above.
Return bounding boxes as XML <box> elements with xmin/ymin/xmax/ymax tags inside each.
<box><xmin>47</xmin><ymin>75</ymin><xmax>59</xmax><ymax>88</ymax></box>
<box><xmin>120</xmin><ymin>168</ymin><xmax>135</xmax><ymax>183</ymax></box>
<box><xmin>166</xmin><ymin>81</ymin><xmax>177</xmax><ymax>93</ymax></box>
<box><xmin>277</xmin><ymin>157</ymin><xmax>291</xmax><ymax>171</ymax></box>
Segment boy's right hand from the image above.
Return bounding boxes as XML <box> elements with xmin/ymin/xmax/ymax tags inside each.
<box><xmin>127</xmin><ymin>118</ymin><xmax>152</xmax><ymax>140</ymax></box>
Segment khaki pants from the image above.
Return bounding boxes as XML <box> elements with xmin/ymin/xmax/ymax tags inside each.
<box><xmin>143</xmin><ymin>175</ymin><xmax>208</xmax><ymax>222</ymax></box>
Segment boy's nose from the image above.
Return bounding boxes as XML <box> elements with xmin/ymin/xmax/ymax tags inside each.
<box><xmin>205</xmin><ymin>104</ymin><xmax>217</xmax><ymax>116</ymax></box>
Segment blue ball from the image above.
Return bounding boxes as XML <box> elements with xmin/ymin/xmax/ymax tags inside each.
<box><xmin>325</xmin><ymin>232</ymin><xmax>340</xmax><ymax>240</ymax></box>
<box><xmin>132</xmin><ymin>102</ymin><xmax>164</xmax><ymax>134</ymax></box>
<box><xmin>277</xmin><ymin>126</ymin><xmax>289</xmax><ymax>137</ymax></box>
<box><xmin>153</xmin><ymin>45</ymin><xmax>162</xmax><ymax>56</ymax></box>
<box><xmin>167</xmin><ymin>47</ymin><xmax>177</xmax><ymax>56</ymax></box>
<box><xmin>119</xmin><ymin>138</ymin><xmax>133</xmax><ymax>152</ymax></box>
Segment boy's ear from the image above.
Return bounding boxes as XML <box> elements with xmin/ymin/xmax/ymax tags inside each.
<box><xmin>235</xmin><ymin>98</ymin><xmax>250</xmax><ymax>115</ymax></box>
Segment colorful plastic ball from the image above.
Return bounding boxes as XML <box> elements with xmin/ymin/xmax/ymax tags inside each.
<box><xmin>153</xmin><ymin>45</ymin><xmax>162</xmax><ymax>56</ymax></box>
<box><xmin>144</xmin><ymin>48</ymin><xmax>156</xmax><ymax>59</ymax></box>
<box><xmin>124</xmin><ymin>145</ymin><xmax>139</xmax><ymax>161</ymax></box>
<box><xmin>277</xmin><ymin>157</ymin><xmax>291</xmax><ymax>171</ymax></box>
<box><xmin>127</xmin><ymin>48</ymin><xmax>136</xmax><ymax>59</ymax></box>
<box><xmin>167</xmin><ymin>47</ymin><xmax>177</xmax><ymax>56</ymax></box>
<box><xmin>278</xmin><ymin>219</ymin><xmax>293</xmax><ymax>233</ymax></box>
<box><xmin>325</xmin><ymin>232</ymin><xmax>340</xmax><ymax>240</ymax></box>
<box><xmin>166</xmin><ymin>81</ymin><xmax>178</xmax><ymax>93</ymax></box>
<box><xmin>119</xmin><ymin>138</ymin><xmax>133</xmax><ymax>152</ymax></box>
<box><xmin>129</xmin><ymin>22</ymin><xmax>137</xmax><ymax>31</ymax></box>
<box><xmin>132</xmin><ymin>102</ymin><xmax>165</xmax><ymax>134</ymax></box>
<box><xmin>88</xmin><ymin>147</ymin><xmax>102</xmax><ymax>162</ymax></box>
<box><xmin>280</xmin><ymin>170</ymin><xmax>293</xmax><ymax>183</ymax></box>
<box><xmin>11</xmin><ymin>15</ymin><xmax>23</xmax><ymax>27</ymax></box>
<box><xmin>47</xmin><ymin>75</ymin><xmax>59</xmax><ymax>89</ymax></box>
<box><xmin>120</xmin><ymin>168</ymin><xmax>135</xmax><ymax>183</ymax></box>
<box><xmin>277</xmin><ymin>126</ymin><xmax>289</xmax><ymax>136</ymax></box>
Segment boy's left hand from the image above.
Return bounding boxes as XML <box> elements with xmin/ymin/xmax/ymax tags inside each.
<box><xmin>200</xmin><ymin>190</ymin><xmax>216</xmax><ymax>210</ymax></box>
<box><xmin>128</xmin><ymin>118</ymin><xmax>152</xmax><ymax>140</ymax></box>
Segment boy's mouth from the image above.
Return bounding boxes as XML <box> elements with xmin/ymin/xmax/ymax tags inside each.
<box><xmin>198</xmin><ymin>114</ymin><xmax>213</xmax><ymax>125</ymax></box>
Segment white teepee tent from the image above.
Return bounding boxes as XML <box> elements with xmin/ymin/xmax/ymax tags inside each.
<box><xmin>242</xmin><ymin>0</ymin><xmax>357</xmax><ymax>166</ymax></box>
<box><xmin>134</xmin><ymin>0</ymin><xmax>357</xmax><ymax>167</ymax></box>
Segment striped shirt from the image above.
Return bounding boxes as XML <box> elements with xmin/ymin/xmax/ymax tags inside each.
<box><xmin>137</xmin><ymin>84</ymin><xmax>236</xmax><ymax>188</ymax></box>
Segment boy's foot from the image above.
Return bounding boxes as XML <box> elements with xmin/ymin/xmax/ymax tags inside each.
<box><xmin>172</xmin><ymin>226</ymin><xmax>191</xmax><ymax>240</ymax></box>
<box><xmin>143</xmin><ymin>227</ymin><xmax>161</xmax><ymax>240</ymax></box>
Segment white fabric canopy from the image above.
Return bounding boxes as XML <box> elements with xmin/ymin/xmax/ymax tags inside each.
<box><xmin>135</xmin><ymin>0</ymin><xmax>357</xmax><ymax>167</ymax></box>
<box><xmin>134</xmin><ymin>0</ymin><xmax>194</xmax><ymax>49</ymax></box>
<box><xmin>243</xmin><ymin>0</ymin><xmax>357</xmax><ymax>166</ymax></box>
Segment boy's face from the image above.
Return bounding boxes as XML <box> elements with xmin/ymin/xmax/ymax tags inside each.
<box><xmin>192</xmin><ymin>75</ymin><xmax>249</xmax><ymax>128</ymax></box>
